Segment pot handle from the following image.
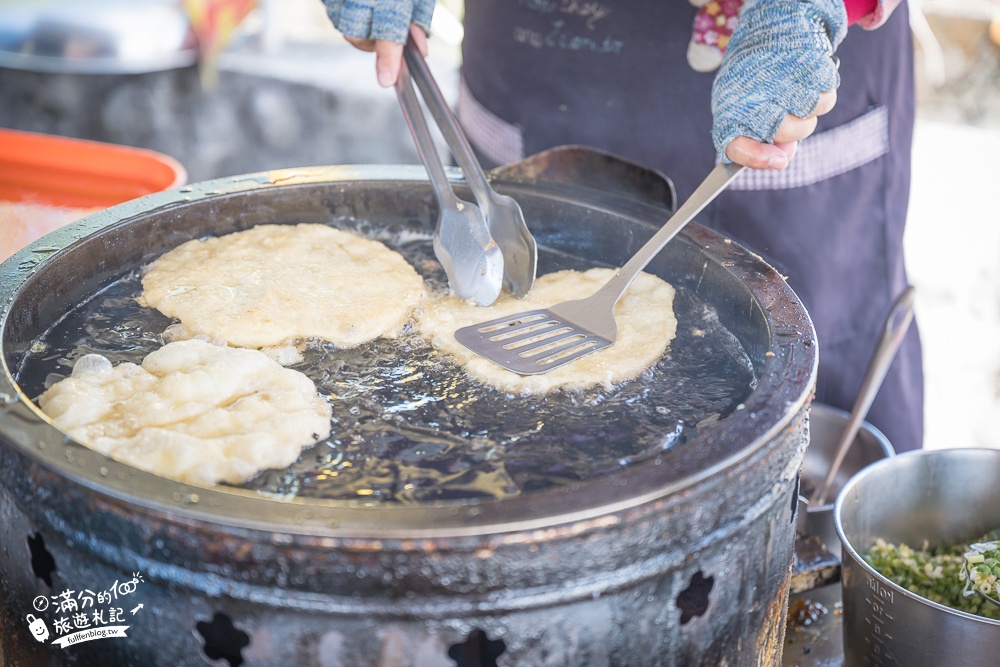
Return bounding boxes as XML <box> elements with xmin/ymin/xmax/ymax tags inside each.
<box><xmin>489</xmin><ymin>145</ymin><xmax>677</xmax><ymax>214</ymax></box>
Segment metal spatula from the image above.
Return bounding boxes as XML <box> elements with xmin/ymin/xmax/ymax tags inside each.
<box><xmin>454</xmin><ymin>162</ymin><xmax>744</xmax><ymax>375</ymax></box>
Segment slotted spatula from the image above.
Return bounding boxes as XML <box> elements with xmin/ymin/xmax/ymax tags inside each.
<box><xmin>454</xmin><ymin>162</ymin><xmax>744</xmax><ymax>375</ymax></box>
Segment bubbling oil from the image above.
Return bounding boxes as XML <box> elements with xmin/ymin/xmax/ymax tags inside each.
<box><xmin>15</xmin><ymin>233</ymin><xmax>756</xmax><ymax>505</ymax></box>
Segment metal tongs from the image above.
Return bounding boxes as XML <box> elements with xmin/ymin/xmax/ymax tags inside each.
<box><xmin>395</xmin><ymin>37</ymin><xmax>537</xmax><ymax>306</ymax></box>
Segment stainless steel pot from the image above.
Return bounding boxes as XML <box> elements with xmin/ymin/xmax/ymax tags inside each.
<box><xmin>800</xmin><ymin>403</ymin><xmax>894</xmax><ymax>559</ymax></box>
<box><xmin>836</xmin><ymin>448</ymin><xmax>1000</xmax><ymax>666</ymax></box>
<box><xmin>0</xmin><ymin>0</ymin><xmax>197</xmax><ymax>74</ymax></box>
<box><xmin>0</xmin><ymin>150</ymin><xmax>817</xmax><ymax>666</ymax></box>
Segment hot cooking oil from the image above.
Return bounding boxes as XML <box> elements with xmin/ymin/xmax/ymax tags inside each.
<box><xmin>14</xmin><ymin>236</ymin><xmax>756</xmax><ymax>504</ymax></box>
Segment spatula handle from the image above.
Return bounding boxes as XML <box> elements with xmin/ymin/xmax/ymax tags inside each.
<box><xmin>593</xmin><ymin>162</ymin><xmax>744</xmax><ymax>307</ymax></box>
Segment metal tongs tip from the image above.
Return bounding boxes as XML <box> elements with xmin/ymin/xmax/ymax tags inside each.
<box><xmin>395</xmin><ymin>36</ymin><xmax>537</xmax><ymax>306</ymax></box>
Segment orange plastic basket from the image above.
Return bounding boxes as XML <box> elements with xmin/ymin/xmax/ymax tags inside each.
<box><xmin>0</xmin><ymin>128</ymin><xmax>187</xmax><ymax>209</ymax></box>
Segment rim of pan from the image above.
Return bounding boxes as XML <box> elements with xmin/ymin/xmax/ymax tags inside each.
<box><xmin>0</xmin><ymin>165</ymin><xmax>817</xmax><ymax>538</ymax></box>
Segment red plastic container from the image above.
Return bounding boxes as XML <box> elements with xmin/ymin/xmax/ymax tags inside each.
<box><xmin>0</xmin><ymin>128</ymin><xmax>186</xmax><ymax>208</ymax></box>
<box><xmin>0</xmin><ymin>128</ymin><xmax>186</xmax><ymax>261</ymax></box>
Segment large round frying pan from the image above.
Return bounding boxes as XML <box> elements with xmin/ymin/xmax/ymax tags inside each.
<box><xmin>0</xmin><ymin>147</ymin><xmax>816</xmax><ymax>666</ymax></box>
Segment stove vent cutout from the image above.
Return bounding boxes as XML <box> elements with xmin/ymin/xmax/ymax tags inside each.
<box><xmin>196</xmin><ymin>612</ymin><xmax>250</xmax><ymax>667</ymax></box>
<box><xmin>677</xmin><ymin>570</ymin><xmax>714</xmax><ymax>625</ymax></box>
<box><xmin>27</xmin><ymin>532</ymin><xmax>57</xmax><ymax>588</ymax></box>
<box><xmin>448</xmin><ymin>628</ymin><xmax>506</xmax><ymax>667</ymax></box>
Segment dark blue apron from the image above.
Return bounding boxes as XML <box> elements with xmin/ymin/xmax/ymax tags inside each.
<box><xmin>459</xmin><ymin>0</ymin><xmax>923</xmax><ymax>452</ymax></box>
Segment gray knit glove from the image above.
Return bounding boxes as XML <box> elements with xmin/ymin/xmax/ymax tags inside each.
<box><xmin>710</xmin><ymin>0</ymin><xmax>848</xmax><ymax>162</ymax></box>
<box><xmin>321</xmin><ymin>0</ymin><xmax>435</xmax><ymax>44</ymax></box>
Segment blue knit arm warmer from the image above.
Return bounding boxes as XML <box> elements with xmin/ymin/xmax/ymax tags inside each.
<box><xmin>710</xmin><ymin>0</ymin><xmax>848</xmax><ymax>162</ymax></box>
<box><xmin>321</xmin><ymin>0</ymin><xmax>435</xmax><ymax>44</ymax></box>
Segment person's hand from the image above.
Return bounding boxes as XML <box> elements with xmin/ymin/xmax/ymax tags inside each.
<box><xmin>345</xmin><ymin>25</ymin><xmax>429</xmax><ymax>88</ymax></box>
<box><xmin>726</xmin><ymin>89</ymin><xmax>838</xmax><ymax>169</ymax></box>
<box><xmin>711</xmin><ymin>0</ymin><xmax>848</xmax><ymax>170</ymax></box>
<box><xmin>321</xmin><ymin>0</ymin><xmax>434</xmax><ymax>86</ymax></box>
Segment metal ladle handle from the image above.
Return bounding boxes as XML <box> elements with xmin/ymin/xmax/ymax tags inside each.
<box><xmin>810</xmin><ymin>285</ymin><xmax>917</xmax><ymax>506</ymax></box>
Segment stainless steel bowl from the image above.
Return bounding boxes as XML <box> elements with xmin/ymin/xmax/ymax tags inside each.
<box><xmin>835</xmin><ymin>448</ymin><xmax>1000</xmax><ymax>666</ymax></box>
<box><xmin>0</xmin><ymin>0</ymin><xmax>196</xmax><ymax>74</ymax></box>
<box><xmin>799</xmin><ymin>403</ymin><xmax>894</xmax><ymax>558</ymax></box>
